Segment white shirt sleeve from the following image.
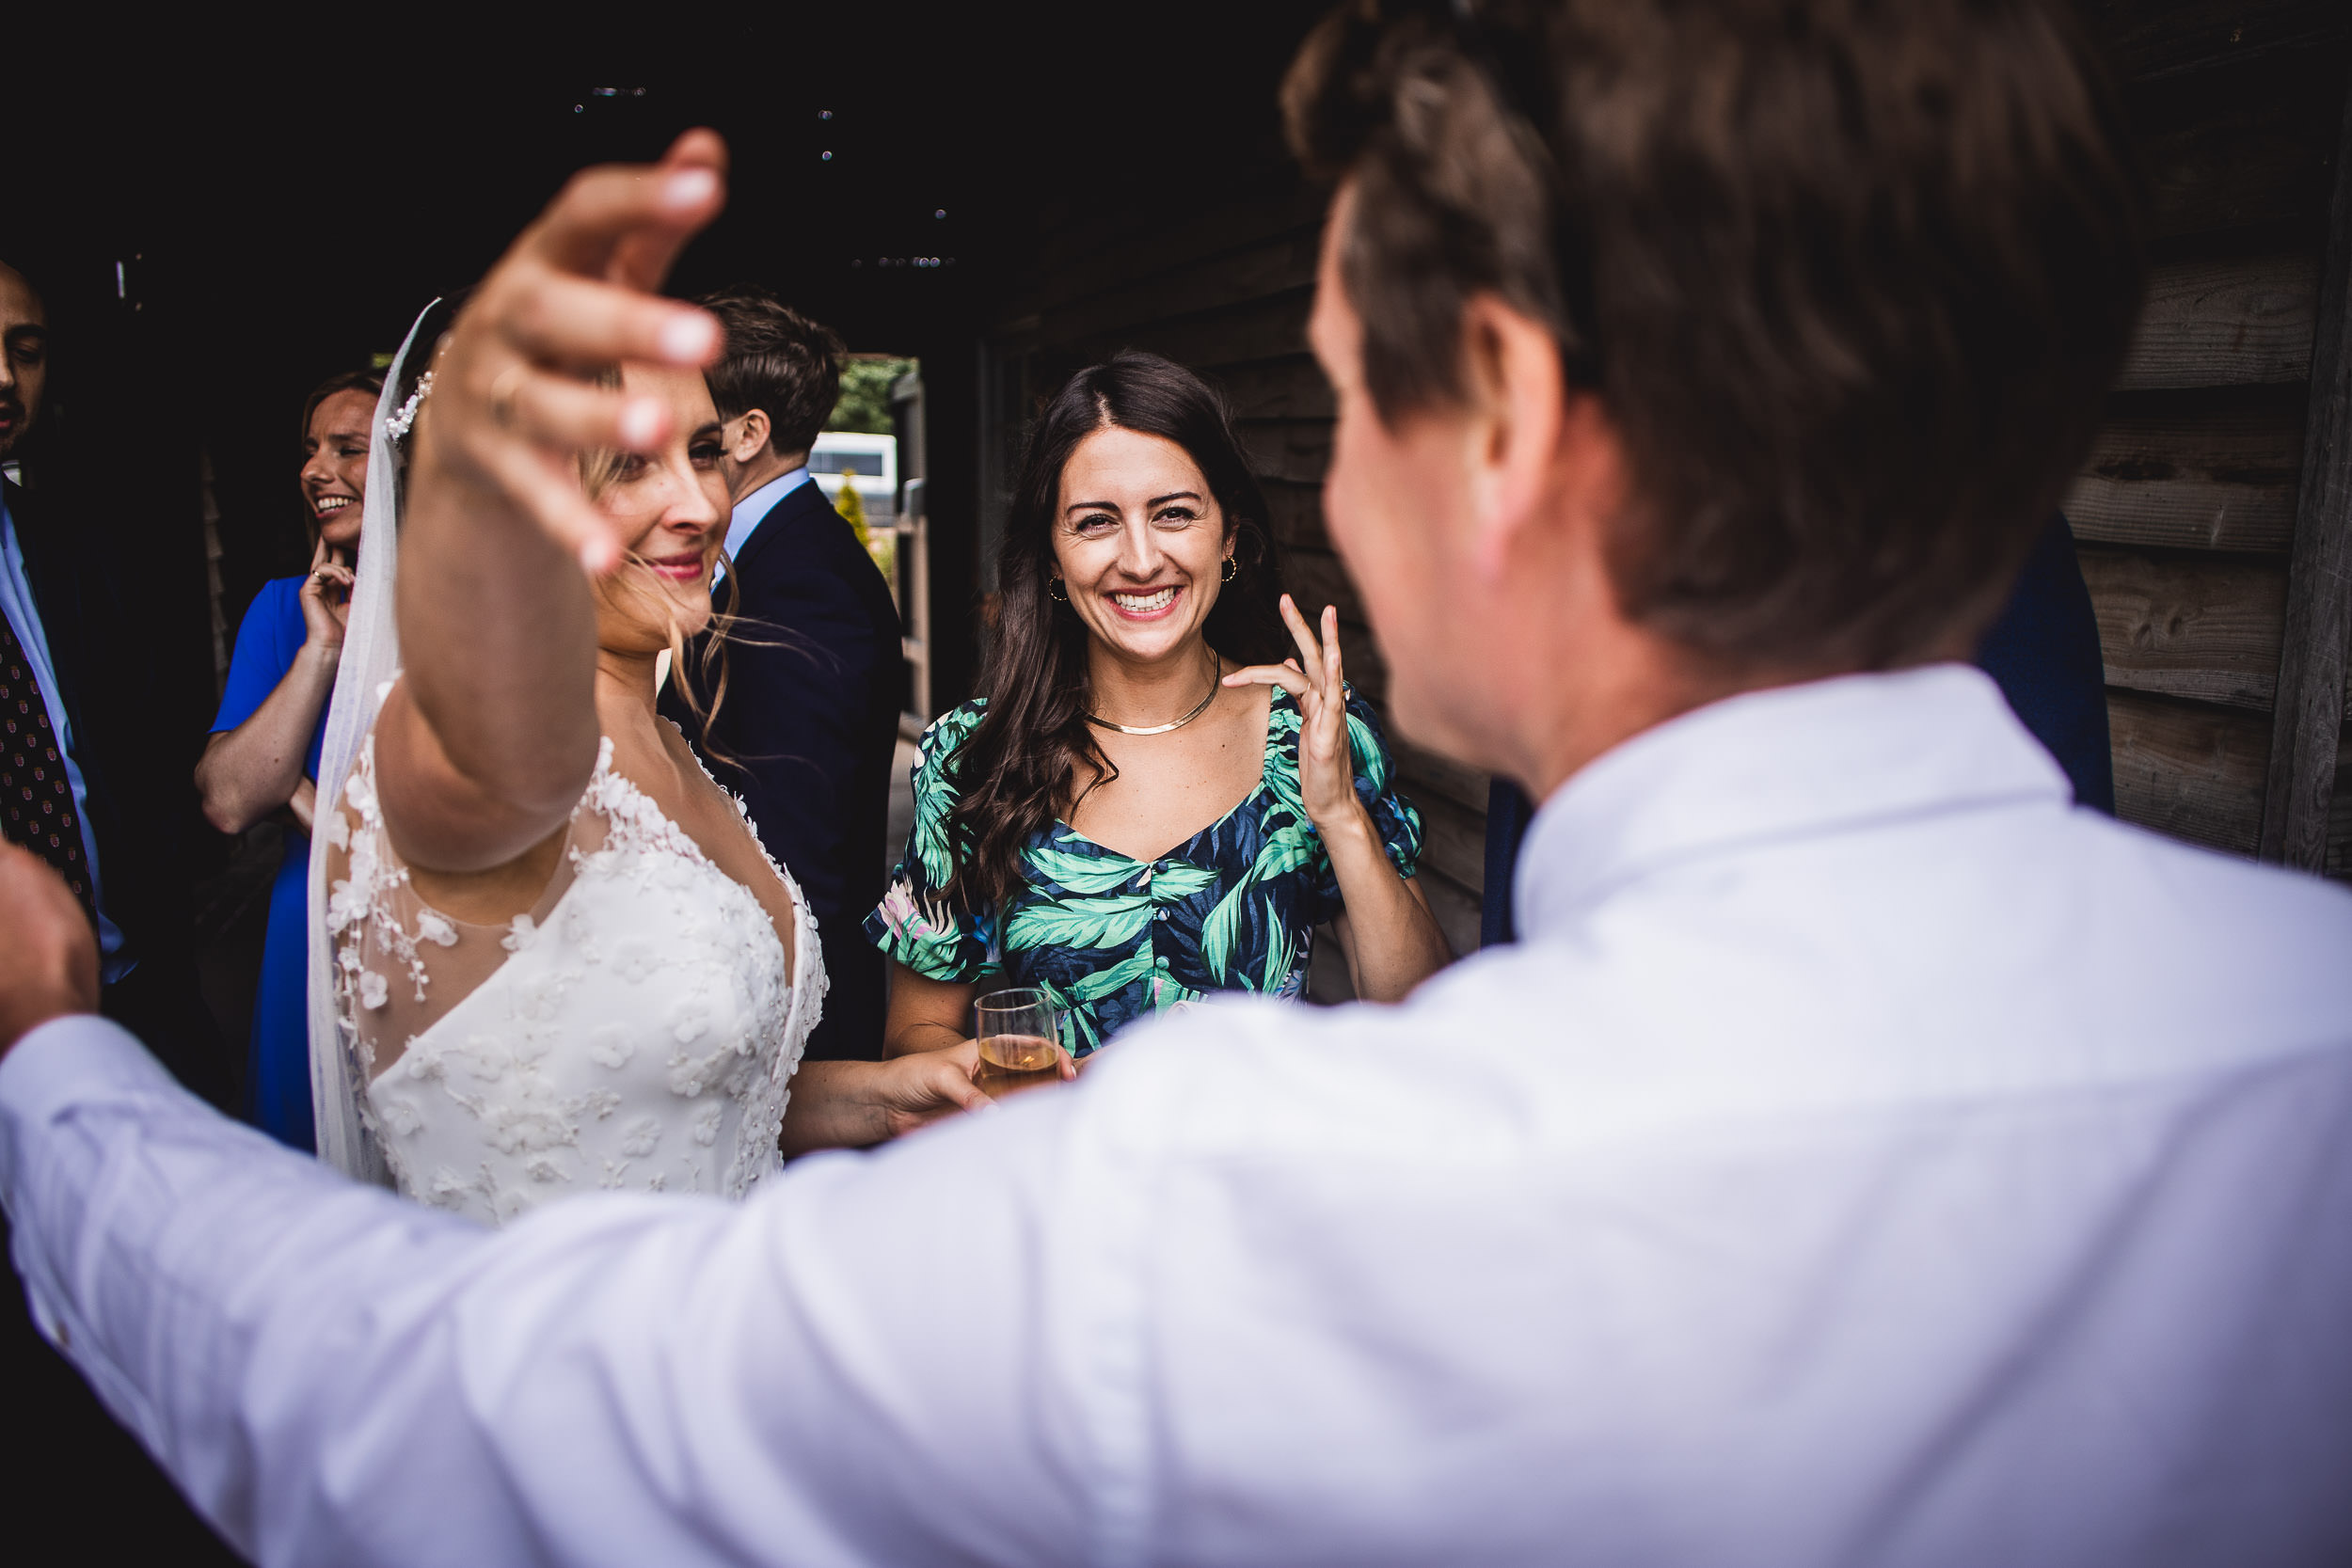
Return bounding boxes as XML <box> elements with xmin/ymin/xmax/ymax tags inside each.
<box><xmin>0</xmin><ymin>1016</ymin><xmax>1102</xmax><ymax>1567</ymax></box>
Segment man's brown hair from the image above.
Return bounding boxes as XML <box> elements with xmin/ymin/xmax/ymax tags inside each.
<box><xmin>1283</xmin><ymin>0</ymin><xmax>2146</xmax><ymax>669</ymax></box>
<box><xmin>697</xmin><ymin>289</ymin><xmax>846</xmax><ymax>459</ymax></box>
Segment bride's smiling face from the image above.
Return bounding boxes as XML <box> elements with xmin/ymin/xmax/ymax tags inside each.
<box><xmin>588</xmin><ymin>363</ymin><xmax>729</xmax><ymax>654</ymax></box>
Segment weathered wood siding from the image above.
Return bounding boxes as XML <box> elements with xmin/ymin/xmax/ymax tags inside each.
<box><xmin>2075</xmin><ymin>3</ymin><xmax>2350</xmax><ymax>877</ymax></box>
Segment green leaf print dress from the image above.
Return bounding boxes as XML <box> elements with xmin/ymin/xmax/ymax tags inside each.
<box><xmin>864</xmin><ymin>687</ymin><xmax>1424</xmax><ymax>1058</ymax></box>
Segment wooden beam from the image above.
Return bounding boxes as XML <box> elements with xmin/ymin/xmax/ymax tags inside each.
<box><xmin>2080</xmin><ymin>545</ymin><xmax>2288</xmax><ymax>710</ymax></box>
<box><xmin>2112</xmin><ymin>689</ymin><xmax>2271</xmax><ymax>856</ymax></box>
<box><xmin>1263</xmin><ymin>481</ymin><xmax>1332</xmax><ymax>553</ymax></box>
<box><xmin>1216</xmin><ymin>356</ymin><xmax>1334</xmax><ymax>422</ymax></box>
<box><xmin>2114</xmin><ymin>251</ymin><xmax>2318</xmax><ymax>390</ymax></box>
<box><xmin>1079</xmin><ymin>288</ymin><xmax>1315</xmax><ymax>376</ymax></box>
<box><xmin>2085</xmin><ymin>0</ymin><xmax>2349</xmax><ymax>86</ymax></box>
<box><xmin>2137</xmin><ymin>64</ymin><xmax>2340</xmax><ymax>240</ymax></box>
<box><xmin>1415</xmin><ymin>869</ymin><xmax>1485</xmax><ymax>961</ymax></box>
<box><xmin>2063</xmin><ymin>389</ymin><xmax>2304</xmax><ymax>552</ymax></box>
<box><xmin>1391</xmin><ymin>739</ymin><xmax>1496</xmax><ymax>816</ymax></box>
<box><xmin>2065</xmin><ymin>471</ymin><xmax>2298</xmax><ymax>553</ymax></box>
<box><xmin>1042</xmin><ymin>229</ymin><xmax>1320</xmax><ymax>347</ymax></box>
<box><xmin>1237</xmin><ymin>419</ymin><xmax>1337</xmax><ymax>485</ymax></box>
<box><xmin>2260</xmin><ymin>66</ymin><xmax>2352</xmax><ymax>868</ymax></box>
<box><xmin>997</xmin><ymin>183</ymin><xmax>1325</xmax><ymax>335</ymax></box>
<box><xmin>1407</xmin><ymin>788</ymin><xmax>1491</xmax><ymax>898</ymax></box>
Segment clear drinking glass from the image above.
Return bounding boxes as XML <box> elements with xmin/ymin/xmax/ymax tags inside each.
<box><xmin>973</xmin><ymin>988</ymin><xmax>1065</xmax><ymax>1100</ymax></box>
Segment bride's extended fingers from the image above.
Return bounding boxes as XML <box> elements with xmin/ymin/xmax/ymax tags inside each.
<box><xmin>1322</xmin><ymin>604</ymin><xmax>1344</xmax><ymax>689</ymax></box>
<box><xmin>530</xmin><ymin>155</ymin><xmax>724</xmax><ymax>279</ymax></box>
<box><xmin>494</xmin><ymin>363</ymin><xmax>672</xmax><ymax>454</ymax></box>
<box><xmin>478</xmin><ymin>440</ymin><xmax>629</xmax><ymax>574</ymax></box>
<box><xmin>611</xmin><ymin>130</ymin><xmax>731</xmax><ymax>290</ymax></box>
<box><xmin>498</xmin><ymin>268</ymin><xmax>720</xmax><ymax>374</ymax></box>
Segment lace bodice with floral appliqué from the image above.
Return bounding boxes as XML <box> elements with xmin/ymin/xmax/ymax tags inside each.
<box><xmin>325</xmin><ymin>735</ymin><xmax>823</xmax><ymax>1227</ymax></box>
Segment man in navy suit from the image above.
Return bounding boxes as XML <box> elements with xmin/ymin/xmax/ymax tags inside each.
<box><xmin>2</xmin><ymin>255</ymin><xmax>239</xmax><ymax>1562</ymax></box>
<box><xmin>664</xmin><ymin>290</ymin><xmax>902</xmax><ymax>1061</ymax></box>
<box><xmin>0</xmin><ymin>258</ymin><xmax>220</xmax><ymax>1098</ymax></box>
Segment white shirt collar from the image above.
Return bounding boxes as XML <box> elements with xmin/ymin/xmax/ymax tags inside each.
<box><xmin>1515</xmin><ymin>664</ymin><xmax>2070</xmax><ymax>940</ymax></box>
<box><xmin>722</xmin><ymin>466</ymin><xmax>814</xmax><ymax>569</ymax></box>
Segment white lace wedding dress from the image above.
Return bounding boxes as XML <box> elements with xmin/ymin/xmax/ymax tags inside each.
<box><xmin>322</xmin><ymin>734</ymin><xmax>824</xmax><ymax>1227</ymax></box>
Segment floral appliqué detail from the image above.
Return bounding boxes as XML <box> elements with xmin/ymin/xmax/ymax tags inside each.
<box><xmin>339</xmin><ymin>733</ymin><xmax>825</xmax><ymax>1228</ymax></box>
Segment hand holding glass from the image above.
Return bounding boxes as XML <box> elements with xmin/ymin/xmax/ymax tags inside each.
<box><xmin>973</xmin><ymin>989</ymin><xmax>1074</xmax><ymax>1100</ymax></box>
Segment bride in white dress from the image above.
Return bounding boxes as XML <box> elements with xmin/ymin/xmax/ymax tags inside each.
<box><xmin>311</xmin><ymin>134</ymin><xmax>987</xmax><ymax>1225</ymax></box>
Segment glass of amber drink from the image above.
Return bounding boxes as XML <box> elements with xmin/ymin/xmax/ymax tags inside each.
<box><xmin>973</xmin><ymin>989</ymin><xmax>1065</xmax><ymax>1101</ymax></box>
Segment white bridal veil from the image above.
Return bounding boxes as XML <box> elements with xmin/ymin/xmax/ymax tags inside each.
<box><xmin>305</xmin><ymin>300</ymin><xmax>440</xmax><ymax>1182</ymax></box>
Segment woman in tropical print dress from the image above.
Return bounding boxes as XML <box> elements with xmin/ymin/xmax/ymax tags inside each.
<box><xmin>866</xmin><ymin>353</ymin><xmax>1452</xmax><ymax>1060</ymax></box>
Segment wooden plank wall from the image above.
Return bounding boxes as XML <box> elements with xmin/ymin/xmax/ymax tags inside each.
<box><xmin>984</xmin><ymin>1</ymin><xmax>2352</xmax><ymax>965</ymax></box>
<box><xmin>2076</xmin><ymin>2</ymin><xmax>2350</xmax><ymax>877</ymax></box>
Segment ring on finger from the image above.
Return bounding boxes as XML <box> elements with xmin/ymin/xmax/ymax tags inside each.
<box><xmin>489</xmin><ymin>364</ymin><xmax>529</xmax><ymax>429</ymax></box>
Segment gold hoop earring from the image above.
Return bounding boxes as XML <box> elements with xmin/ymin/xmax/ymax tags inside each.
<box><xmin>1220</xmin><ymin>556</ymin><xmax>1238</xmax><ymax>583</ymax></box>
<box><xmin>1048</xmin><ymin>578</ymin><xmax>1069</xmax><ymax>603</ymax></box>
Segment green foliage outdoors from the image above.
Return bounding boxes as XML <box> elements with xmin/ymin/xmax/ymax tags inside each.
<box><xmin>834</xmin><ymin>474</ymin><xmax>868</xmax><ymax>546</ymax></box>
<box><xmin>827</xmin><ymin>356</ymin><xmax>916</xmax><ymax>434</ymax></box>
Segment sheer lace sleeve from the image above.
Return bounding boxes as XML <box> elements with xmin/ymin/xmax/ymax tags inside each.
<box><xmin>322</xmin><ymin>726</ymin><xmax>816</xmax><ymax>1222</ymax></box>
<box><xmin>323</xmin><ymin>735</ymin><xmax>594</xmax><ymax>1090</ymax></box>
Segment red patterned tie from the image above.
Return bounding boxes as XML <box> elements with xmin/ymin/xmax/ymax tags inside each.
<box><xmin>0</xmin><ymin>608</ymin><xmax>99</xmax><ymax>922</ymax></box>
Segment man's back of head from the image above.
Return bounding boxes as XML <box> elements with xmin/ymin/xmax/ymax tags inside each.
<box><xmin>698</xmin><ymin>288</ymin><xmax>846</xmax><ymax>499</ymax></box>
<box><xmin>1282</xmin><ymin>0</ymin><xmax>2144</xmax><ymax>789</ymax></box>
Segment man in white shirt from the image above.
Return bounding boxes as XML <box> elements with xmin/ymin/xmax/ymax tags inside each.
<box><xmin>1</xmin><ymin>5</ymin><xmax>2348</xmax><ymax>1567</ymax></box>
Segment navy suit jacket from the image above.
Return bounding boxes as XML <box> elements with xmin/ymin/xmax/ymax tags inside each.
<box><xmin>1478</xmin><ymin>513</ymin><xmax>2113</xmax><ymax>946</ymax></box>
<box><xmin>2</xmin><ymin>477</ymin><xmax>223</xmax><ymax>1100</ymax></box>
<box><xmin>663</xmin><ymin>476</ymin><xmax>902</xmax><ymax>1061</ymax></box>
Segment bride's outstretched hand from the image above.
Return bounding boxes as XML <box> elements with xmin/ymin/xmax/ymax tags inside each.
<box><xmin>412</xmin><ymin>129</ymin><xmax>728</xmax><ymax>574</ymax></box>
<box><xmin>1222</xmin><ymin>594</ymin><xmax>1365</xmax><ymax>836</ymax></box>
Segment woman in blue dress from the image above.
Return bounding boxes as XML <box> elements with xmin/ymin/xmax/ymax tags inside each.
<box><xmin>196</xmin><ymin>370</ymin><xmax>377</xmax><ymax>1148</ymax></box>
<box><xmin>867</xmin><ymin>353</ymin><xmax>1452</xmax><ymax>1059</ymax></box>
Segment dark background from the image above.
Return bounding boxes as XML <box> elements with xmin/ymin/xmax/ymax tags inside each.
<box><xmin>7</xmin><ymin>7</ymin><xmax>1321</xmax><ymax>732</ymax></box>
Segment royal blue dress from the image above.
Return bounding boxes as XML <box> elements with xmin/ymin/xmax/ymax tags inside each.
<box><xmin>211</xmin><ymin>577</ymin><xmax>326</xmax><ymax>1151</ymax></box>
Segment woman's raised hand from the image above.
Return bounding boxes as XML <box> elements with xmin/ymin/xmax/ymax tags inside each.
<box><xmin>296</xmin><ymin>535</ymin><xmax>355</xmax><ymax>651</ymax></box>
<box><xmin>411</xmin><ymin>129</ymin><xmax>728</xmax><ymax>574</ymax></box>
<box><xmin>1223</xmin><ymin>594</ymin><xmax>1366</xmax><ymax>834</ymax></box>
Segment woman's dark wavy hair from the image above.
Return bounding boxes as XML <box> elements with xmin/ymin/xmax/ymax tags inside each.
<box><xmin>943</xmin><ymin>352</ymin><xmax>1288</xmax><ymax>910</ymax></box>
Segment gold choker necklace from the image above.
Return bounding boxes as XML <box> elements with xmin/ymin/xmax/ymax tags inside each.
<box><xmin>1086</xmin><ymin>656</ymin><xmax>1220</xmax><ymax>736</ymax></box>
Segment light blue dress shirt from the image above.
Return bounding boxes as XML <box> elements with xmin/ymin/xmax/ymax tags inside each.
<box><xmin>717</xmin><ymin>465</ymin><xmax>813</xmax><ymax>579</ymax></box>
<box><xmin>0</xmin><ymin>489</ymin><xmax>130</xmax><ymax>980</ymax></box>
